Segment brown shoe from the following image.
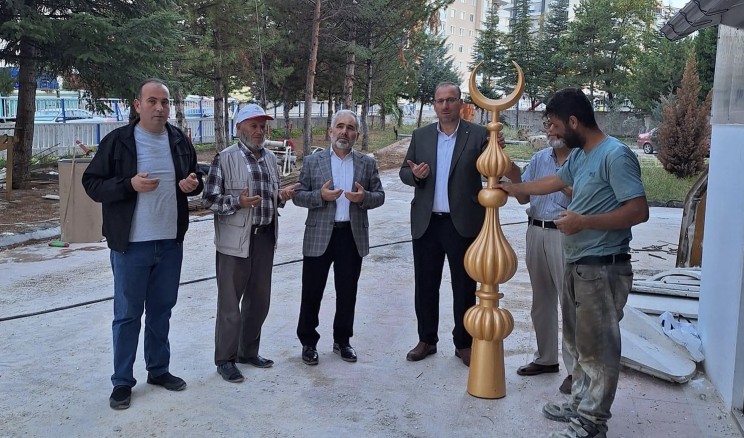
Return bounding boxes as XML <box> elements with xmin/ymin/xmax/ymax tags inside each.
<box><xmin>516</xmin><ymin>361</ymin><xmax>559</xmax><ymax>376</ymax></box>
<box><xmin>559</xmin><ymin>375</ymin><xmax>572</xmax><ymax>394</ymax></box>
<box><xmin>406</xmin><ymin>342</ymin><xmax>437</xmax><ymax>361</ymax></box>
<box><xmin>455</xmin><ymin>347</ymin><xmax>471</xmax><ymax>367</ymax></box>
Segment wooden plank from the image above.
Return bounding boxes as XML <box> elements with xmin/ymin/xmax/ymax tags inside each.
<box><xmin>631</xmin><ymin>284</ymin><xmax>699</xmax><ymax>299</ymax></box>
<box><xmin>647</xmin><ymin>269</ymin><xmax>701</xmax><ymax>282</ymax></box>
<box><xmin>626</xmin><ymin>293</ymin><xmax>698</xmax><ymax>319</ymax></box>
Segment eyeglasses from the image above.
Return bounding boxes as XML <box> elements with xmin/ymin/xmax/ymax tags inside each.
<box><xmin>434</xmin><ymin>97</ymin><xmax>459</xmax><ymax>105</ymax></box>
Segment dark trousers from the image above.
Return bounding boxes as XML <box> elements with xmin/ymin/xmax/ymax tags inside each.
<box><xmin>214</xmin><ymin>230</ymin><xmax>275</xmax><ymax>366</ymax></box>
<box><xmin>413</xmin><ymin>214</ymin><xmax>476</xmax><ymax>349</ymax></box>
<box><xmin>297</xmin><ymin>227</ymin><xmax>362</xmax><ymax>347</ymax></box>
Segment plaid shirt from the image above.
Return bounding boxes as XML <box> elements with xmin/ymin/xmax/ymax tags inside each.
<box><xmin>202</xmin><ymin>141</ymin><xmax>275</xmax><ymax>226</ymax></box>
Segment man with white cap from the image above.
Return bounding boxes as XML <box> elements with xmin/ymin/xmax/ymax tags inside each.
<box><xmin>202</xmin><ymin>103</ymin><xmax>299</xmax><ymax>383</ymax></box>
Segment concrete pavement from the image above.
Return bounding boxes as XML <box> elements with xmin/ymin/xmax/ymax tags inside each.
<box><xmin>0</xmin><ymin>169</ymin><xmax>739</xmax><ymax>437</ymax></box>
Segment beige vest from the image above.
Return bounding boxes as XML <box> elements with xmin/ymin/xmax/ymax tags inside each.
<box><xmin>213</xmin><ymin>144</ymin><xmax>279</xmax><ymax>258</ymax></box>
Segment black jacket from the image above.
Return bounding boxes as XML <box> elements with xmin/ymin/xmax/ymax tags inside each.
<box><xmin>82</xmin><ymin>121</ymin><xmax>203</xmax><ymax>252</ymax></box>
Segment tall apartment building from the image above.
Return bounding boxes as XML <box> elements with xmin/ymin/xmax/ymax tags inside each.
<box><xmin>434</xmin><ymin>0</ymin><xmax>492</xmax><ymax>93</ymax></box>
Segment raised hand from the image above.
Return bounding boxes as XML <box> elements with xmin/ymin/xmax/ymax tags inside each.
<box><xmin>131</xmin><ymin>172</ymin><xmax>160</xmax><ymax>193</ymax></box>
<box><xmin>406</xmin><ymin>160</ymin><xmax>430</xmax><ymax>180</ymax></box>
<box><xmin>344</xmin><ymin>182</ymin><xmax>366</xmax><ymax>203</ymax></box>
<box><xmin>178</xmin><ymin>172</ymin><xmax>198</xmax><ymax>192</ymax></box>
<box><xmin>321</xmin><ymin>180</ymin><xmax>343</xmax><ymax>202</ymax></box>
<box><xmin>279</xmin><ymin>183</ymin><xmax>301</xmax><ymax>201</ymax></box>
<box><xmin>238</xmin><ymin>188</ymin><xmax>262</xmax><ymax>208</ymax></box>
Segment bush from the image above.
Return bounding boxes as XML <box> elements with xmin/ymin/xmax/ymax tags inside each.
<box><xmin>657</xmin><ymin>54</ymin><xmax>711</xmax><ymax>178</ymax></box>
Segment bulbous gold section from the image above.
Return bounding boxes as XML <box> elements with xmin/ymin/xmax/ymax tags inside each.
<box><xmin>464</xmin><ymin>210</ymin><xmax>518</xmax><ymax>286</ymax></box>
<box><xmin>464</xmin><ymin>305</ymin><xmax>514</xmax><ymax>341</ymax></box>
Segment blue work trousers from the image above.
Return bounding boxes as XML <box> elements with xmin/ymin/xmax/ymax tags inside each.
<box><xmin>109</xmin><ymin>239</ymin><xmax>183</xmax><ymax>387</ymax></box>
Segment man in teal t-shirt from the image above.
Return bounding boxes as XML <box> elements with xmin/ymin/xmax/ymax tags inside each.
<box><xmin>498</xmin><ymin>88</ymin><xmax>649</xmax><ymax>438</ymax></box>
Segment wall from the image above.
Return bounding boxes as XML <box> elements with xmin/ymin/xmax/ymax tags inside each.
<box><xmin>698</xmin><ymin>25</ymin><xmax>744</xmax><ymax>411</ymax></box>
<box><xmin>500</xmin><ymin>109</ymin><xmax>646</xmax><ymax>138</ymax></box>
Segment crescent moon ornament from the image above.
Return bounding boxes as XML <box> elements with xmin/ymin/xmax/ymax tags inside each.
<box><xmin>468</xmin><ymin>61</ymin><xmax>525</xmax><ymax>112</ymax></box>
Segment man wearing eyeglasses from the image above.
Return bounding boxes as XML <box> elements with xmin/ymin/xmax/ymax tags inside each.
<box><xmin>505</xmin><ymin>127</ymin><xmax>574</xmax><ymax>395</ymax></box>
<box><xmin>400</xmin><ymin>81</ymin><xmax>502</xmax><ymax>367</ymax></box>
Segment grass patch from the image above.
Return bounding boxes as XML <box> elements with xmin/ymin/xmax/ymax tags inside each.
<box><xmin>642</xmin><ymin>165</ymin><xmax>699</xmax><ymax>207</ymax></box>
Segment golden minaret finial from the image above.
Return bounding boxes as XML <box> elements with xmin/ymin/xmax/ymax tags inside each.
<box><xmin>464</xmin><ymin>61</ymin><xmax>525</xmax><ymax>398</ymax></box>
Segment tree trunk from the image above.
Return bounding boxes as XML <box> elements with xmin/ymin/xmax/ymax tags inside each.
<box><xmin>325</xmin><ymin>89</ymin><xmax>332</xmax><ymax>141</ymax></box>
<box><xmin>380</xmin><ymin>104</ymin><xmax>386</xmax><ymax>131</ymax></box>
<box><xmin>12</xmin><ymin>39</ymin><xmax>36</xmax><ymax>189</ymax></box>
<box><xmin>283</xmin><ymin>89</ymin><xmax>292</xmax><ymax>139</ymax></box>
<box><xmin>417</xmin><ymin>100</ymin><xmax>424</xmax><ymax>128</ymax></box>
<box><xmin>361</xmin><ymin>55</ymin><xmax>373</xmax><ymax>151</ymax></box>
<box><xmin>172</xmin><ymin>61</ymin><xmax>186</xmax><ymax>132</ymax></box>
<box><xmin>213</xmin><ymin>66</ymin><xmax>227</xmax><ymax>152</ymax></box>
<box><xmin>302</xmin><ymin>0</ymin><xmax>322</xmax><ymax>157</ymax></box>
<box><xmin>343</xmin><ymin>48</ymin><xmax>356</xmax><ymax>110</ymax></box>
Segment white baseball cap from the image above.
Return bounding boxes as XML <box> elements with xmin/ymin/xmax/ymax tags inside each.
<box><xmin>234</xmin><ymin>103</ymin><xmax>274</xmax><ymax>125</ymax></box>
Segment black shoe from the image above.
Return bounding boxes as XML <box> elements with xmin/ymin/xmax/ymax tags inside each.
<box><xmin>217</xmin><ymin>362</ymin><xmax>245</xmax><ymax>383</ymax></box>
<box><xmin>333</xmin><ymin>343</ymin><xmax>357</xmax><ymax>363</ymax></box>
<box><xmin>517</xmin><ymin>362</ymin><xmax>560</xmax><ymax>376</ymax></box>
<box><xmin>146</xmin><ymin>372</ymin><xmax>187</xmax><ymax>391</ymax></box>
<box><xmin>109</xmin><ymin>385</ymin><xmax>131</xmax><ymax>410</ymax></box>
<box><xmin>238</xmin><ymin>355</ymin><xmax>274</xmax><ymax>368</ymax></box>
<box><xmin>302</xmin><ymin>345</ymin><xmax>318</xmax><ymax>365</ymax></box>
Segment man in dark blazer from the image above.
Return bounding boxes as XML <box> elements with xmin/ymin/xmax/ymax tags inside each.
<box><xmin>294</xmin><ymin>109</ymin><xmax>385</xmax><ymax>366</ymax></box>
<box><xmin>399</xmin><ymin>81</ymin><xmax>490</xmax><ymax>367</ymax></box>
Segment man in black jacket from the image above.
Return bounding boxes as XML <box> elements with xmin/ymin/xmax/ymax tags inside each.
<box><xmin>82</xmin><ymin>79</ymin><xmax>202</xmax><ymax>410</ymax></box>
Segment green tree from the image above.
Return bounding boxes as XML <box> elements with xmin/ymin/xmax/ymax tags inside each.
<box><xmin>535</xmin><ymin>0</ymin><xmax>570</xmax><ymax>103</ymax></box>
<box><xmin>413</xmin><ymin>33</ymin><xmax>460</xmax><ymax>127</ymax></box>
<box><xmin>694</xmin><ymin>26</ymin><xmax>717</xmax><ymax>101</ymax></box>
<box><xmin>561</xmin><ymin>0</ymin><xmax>655</xmax><ymax>109</ymax></box>
<box><xmin>624</xmin><ymin>29</ymin><xmax>691</xmax><ymax>113</ymax></box>
<box><xmin>504</xmin><ymin>0</ymin><xmax>539</xmax><ymax>109</ymax></box>
<box><xmin>657</xmin><ymin>54</ymin><xmax>711</xmax><ymax>178</ymax></box>
<box><xmin>470</xmin><ymin>1</ymin><xmax>508</xmax><ymax>85</ymax></box>
<box><xmin>0</xmin><ymin>0</ymin><xmax>181</xmax><ymax>187</ymax></box>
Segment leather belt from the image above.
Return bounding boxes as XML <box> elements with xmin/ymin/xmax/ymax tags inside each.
<box><xmin>333</xmin><ymin>221</ymin><xmax>351</xmax><ymax>229</ymax></box>
<box><xmin>432</xmin><ymin>212</ymin><xmax>450</xmax><ymax>218</ymax></box>
<box><xmin>529</xmin><ymin>218</ymin><xmax>557</xmax><ymax>229</ymax></box>
<box><xmin>572</xmin><ymin>253</ymin><xmax>631</xmax><ymax>265</ymax></box>
<box><xmin>252</xmin><ymin>224</ymin><xmax>273</xmax><ymax>235</ymax></box>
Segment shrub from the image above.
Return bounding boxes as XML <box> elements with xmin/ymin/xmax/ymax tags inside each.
<box><xmin>657</xmin><ymin>54</ymin><xmax>711</xmax><ymax>178</ymax></box>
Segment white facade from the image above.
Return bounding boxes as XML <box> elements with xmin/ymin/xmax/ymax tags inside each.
<box><xmin>697</xmin><ymin>25</ymin><xmax>744</xmax><ymax>412</ymax></box>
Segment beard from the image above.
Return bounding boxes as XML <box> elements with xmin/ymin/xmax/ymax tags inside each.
<box><xmin>562</xmin><ymin>127</ymin><xmax>584</xmax><ymax>149</ymax></box>
<box><xmin>240</xmin><ymin>133</ymin><xmax>265</xmax><ymax>153</ymax></box>
<box><xmin>548</xmin><ymin>137</ymin><xmax>566</xmax><ymax>149</ymax></box>
<box><xmin>331</xmin><ymin>135</ymin><xmax>354</xmax><ymax>150</ymax></box>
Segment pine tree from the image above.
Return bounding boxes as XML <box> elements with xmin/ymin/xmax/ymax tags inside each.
<box><xmin>505</xmin><ymin>0</ymin><xmax>539</xmax><ymax>109</ymax></box>
<box><xmin>657</xmin><ymin>54</ymin><xmax>711</xmax><ymax>178</ymax></box>
<box><xmin>469</xmin><ymin>1</ymin><xmax>508</xmax><ymax>86</ymax></box>
<box><xmin>535</xmin><ymin>0</ymin><xmax>569</xmax><ymax>103</ymax></box>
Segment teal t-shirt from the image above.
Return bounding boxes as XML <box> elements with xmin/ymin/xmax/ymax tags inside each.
<box><xmin>556</xmin><ymin>136</ymin><xmax>645</xmax><ymax>263</ymax></box>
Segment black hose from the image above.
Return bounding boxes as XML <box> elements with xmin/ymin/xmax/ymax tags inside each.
<box><xmin>0</xmin><ymin>224</ymin><xmax>526</xmax><ymax>322</ymax></box>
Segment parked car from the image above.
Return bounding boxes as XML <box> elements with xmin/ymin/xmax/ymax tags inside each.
<box><xmin>34</xmin><ymin>109</ymin><xmax>101</xmax><ymax>123</ymax></box>
<box><xmin>184</xmin><ymin>108</ymin><xmax>214</xmax><ymax>118</ymax></box>
<box><xmin>637</xmin><ymin>128</ymin><xmax>658</xmax><ymax>154</ymax></box>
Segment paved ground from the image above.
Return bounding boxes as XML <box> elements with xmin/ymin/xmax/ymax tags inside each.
<box><xmin>0</xmin><ymin>169</ymin><xmax>739</xmax><ymax>438</ymax></box>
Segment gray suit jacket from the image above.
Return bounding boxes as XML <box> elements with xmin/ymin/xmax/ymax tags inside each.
<box><xmin>294</xmin><ymin>148</ymin><xmax>385</xmax><ymax>257</ymax></box>
<box><xmin>399</xmin><ymin>120</ymin><xmax>488</xmax><ymax>240</ymax></box>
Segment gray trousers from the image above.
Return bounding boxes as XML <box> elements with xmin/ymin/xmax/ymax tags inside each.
<box><xmin>525</xmin><ymin>225</ymin><xmax>574</xmax><ymax>372</ymax></box>
<box><xmin>563</xmin><ymin>261</ymin><xmax>633</xmax><ymax>426</ymax></box>
<box><xmin>214</xmin><ymin>232</ymin><xmax>275</xmax><ymax>366</ymax></box>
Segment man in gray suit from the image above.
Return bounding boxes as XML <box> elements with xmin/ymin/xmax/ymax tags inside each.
<box><xmin>294</xmin><ymin>109</ymin><xmax>385</xmax><ymax>365</ymax></box>
<box><xmin>400</xmin><ymin>82</ymin><xmax>496</xmax><ymax>367</ymax></box>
